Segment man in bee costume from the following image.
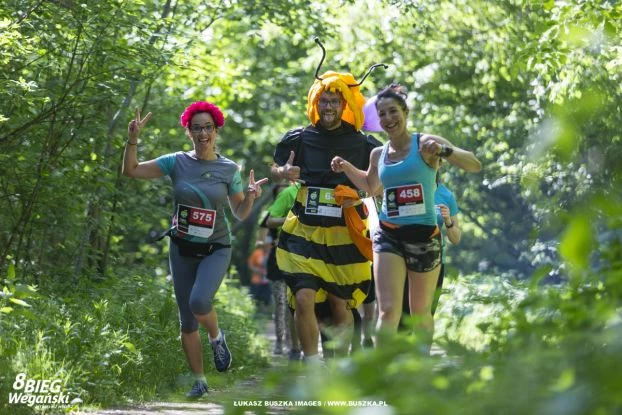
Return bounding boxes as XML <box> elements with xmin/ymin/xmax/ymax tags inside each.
<box><xmin>271</xmin><ymin>42</ymin><xmax>384</xmax><ymax>362</ymax></box>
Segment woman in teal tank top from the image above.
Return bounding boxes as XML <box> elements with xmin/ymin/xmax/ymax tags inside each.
<box><xmin>331</xmin><ymin>84</ymin><xmax>481</xmax><ymax>351</ymax></box>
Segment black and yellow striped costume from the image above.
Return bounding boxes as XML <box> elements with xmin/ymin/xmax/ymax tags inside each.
<box><xmin>274</xmin><ymin>123</ymin><xmax>381</xmax><ymax>308</ymax></box>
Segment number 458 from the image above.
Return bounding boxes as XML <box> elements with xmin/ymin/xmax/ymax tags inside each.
<box><xmin>399</xmin><ymin>188</ymin><xmax>420</xmax><ymax>198</ymax></box>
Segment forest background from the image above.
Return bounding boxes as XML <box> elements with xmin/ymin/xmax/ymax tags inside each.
<box><xmin>0</xmin><ymin>0</ymin><xmax>620</xmax><ymax>414</ymax></box>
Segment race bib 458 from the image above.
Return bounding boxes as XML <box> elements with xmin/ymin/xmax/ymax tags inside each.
<box><xmin>384</xmin><ymin>184</ymin><xmax>426</xmax><ymax>218</ymax></box>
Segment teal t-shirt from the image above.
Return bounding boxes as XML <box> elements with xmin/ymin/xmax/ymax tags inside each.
<box><xmin>434</xmin><ymin>183</ymin><xmax>459</xmax><ymax>263</ymax></box>
<box><xmin>434</xmin><ymin>184</ymin><xmax>459</xmax><ymax>228</ymax></box>
<box><xmin>156</xmin><ymin>151</ymin><xmax>243</xmax><ymax>244</ymax></box>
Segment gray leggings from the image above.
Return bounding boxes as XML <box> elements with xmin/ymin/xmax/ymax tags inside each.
<box><xmin>169</xmin><ymin>240</ymin><xmax>232</xmax><ymax>333</ymax></box>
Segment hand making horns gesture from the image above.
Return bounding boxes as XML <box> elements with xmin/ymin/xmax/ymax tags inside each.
<box><xmin>128</xmin><ymin>108</ymin><xmax>153</xmax><ymax>142</ymax></box>
<box><xmin>246</xmin><ymin>169</ymin><xmax>269</xmax><ymax>199</ymax></box>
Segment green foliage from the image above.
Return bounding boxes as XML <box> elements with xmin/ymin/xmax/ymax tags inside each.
<box><xmin>1</xmin><ymin>0</ymin><xmax>621</xmax><ymax>412</ymax></box>
<box><xmin>256</xmin><ymin>270</ymin><xmax>622</xmax><ymax>414</ymax></box>
<box><xmin>0</xmin><ymin>266</ymin><xmax>266</xmax><ymax>413</ymax></box>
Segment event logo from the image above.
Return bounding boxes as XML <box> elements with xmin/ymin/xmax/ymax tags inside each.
<box><xmin>8</xmin><ymin>373</ymin><xmax>79</xmax><ymax>410</ymax></box>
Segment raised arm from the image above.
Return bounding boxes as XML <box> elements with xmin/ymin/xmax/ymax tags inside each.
<box><xmin>122</xmin><ymin>109</ymin><xmax>164</xmax><ymax>179</ymax></box>
<box><xmin>420</xmin><ymin>134</ymin><xmax>482</xmax><ymax>173</ymax></box>
<box><xmin>229</xmin><ymin>170</ymin><xmax>269</xmax><ymax>220</ymax></box>
<box><xmin>330</xmin><ymin>147</ymin><xmax>383</xmax><ymax>196</ymax></box>
<box><xmin>271</xmin><ymin>150</ymin><xmax>301</xmax><ymax>183</ymax></box>
<box><xmin>438</xmin><ymin>204</ymin><xmax>461</xmax><ymax>245</ymax></box>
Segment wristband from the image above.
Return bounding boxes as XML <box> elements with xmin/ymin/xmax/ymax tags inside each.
<box><xmin>439</xmin><ymin>144</ymin><xmax>454</xmax><ymax>158</ymax></box>
<box><xmin>126</xmin><ymin>141</ymin><xmax>138</xmax><ymax>145</ymax></box>
<box><xmin>445</xmin><ymin>221</ymin><xmax>454</xmax><ymax>229</ymax></box>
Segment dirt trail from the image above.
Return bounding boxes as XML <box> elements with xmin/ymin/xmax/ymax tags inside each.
<box><xmin>75</xmin><ymin>401</ymin><xmax>227</xmax><ymax>415</ymax></box>
<box><xmin>72</xmin><ymin>318</ymin><xmax>281</xmax><ymax>415</ymax></box>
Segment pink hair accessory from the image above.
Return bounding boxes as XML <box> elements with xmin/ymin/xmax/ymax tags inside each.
<box><xmin>180</xmin><ymin>101</ymin><xmax>225</xmax><ymax>128</ymax></box>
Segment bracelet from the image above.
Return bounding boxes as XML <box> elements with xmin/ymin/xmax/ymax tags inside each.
<box><xmin>439</xmin><ymin>144</ymin><xmax>454</xmax><ymax>158</ymax></box>
<box><xmin>445</xmin><ymin>221</ymin><xmax>454</xmax><ymax>229</ymax></box>
<box><xmin>126</xmin><ymin>141</ymin><xmax>138</xmax><ymax>146</ymax></box>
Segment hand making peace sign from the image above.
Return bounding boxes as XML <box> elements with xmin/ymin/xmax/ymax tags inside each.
<box><xmin>246</xmin><ymin>169</ymin><xmax>269</xmax><ymax>199</ymax></box>
<box><xmin>127</xmin><ymin>108</ymin><xmax>153</xmax><ymax>142</ymax></box>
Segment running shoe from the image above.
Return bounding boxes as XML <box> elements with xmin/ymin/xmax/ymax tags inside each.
<box><xmin>186</xmin><ymin>380</ymin><xmax>208</xmax><ymax>398</ymax></box>
<box><xmin>211</xmin><ymin>330</ymin><xmax>232</xmax><ymax>372</ymax></box>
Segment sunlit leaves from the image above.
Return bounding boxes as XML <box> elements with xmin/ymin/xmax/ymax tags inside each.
<box><xmin>0</xmin><ymin>0</ymin><xmax>620</xmax><ymax>413</ymax></box>
<box><xmin>559</xmin><ymin>215</ymin><xmax>594</xmax><ymax>270</ymax></box>
<box><xmin>8</xmin><ymin>297</ymin><xmax>31</xmax><ymax>308</ymax></box>
<box><xmin>6</xmin><ymin>262</ymin><xmax>15</xmax><ymax>280</ymax></box>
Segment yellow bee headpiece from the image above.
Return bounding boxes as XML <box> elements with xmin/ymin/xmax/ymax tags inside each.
<box><xmin>306</xmin><ymin>38</ymin><xmax>387</xmax><ymax>131</ymax></box>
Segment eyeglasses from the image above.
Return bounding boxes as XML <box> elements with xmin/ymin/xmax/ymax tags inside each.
<box><xmin>189</xmin><ymin>124</ymin><xmax>215</xmax><ymax>134</ymax></box>
<box><xmin>318</xmin><ymin>99</ymin><xmax>342</xmax><ymax>108</ymax></box>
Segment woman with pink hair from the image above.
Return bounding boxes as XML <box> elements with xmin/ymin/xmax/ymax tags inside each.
<box><xmin>123</xmin><ymin>101</ymin><xmax>267</xmax><ymax>398</ymax></box>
